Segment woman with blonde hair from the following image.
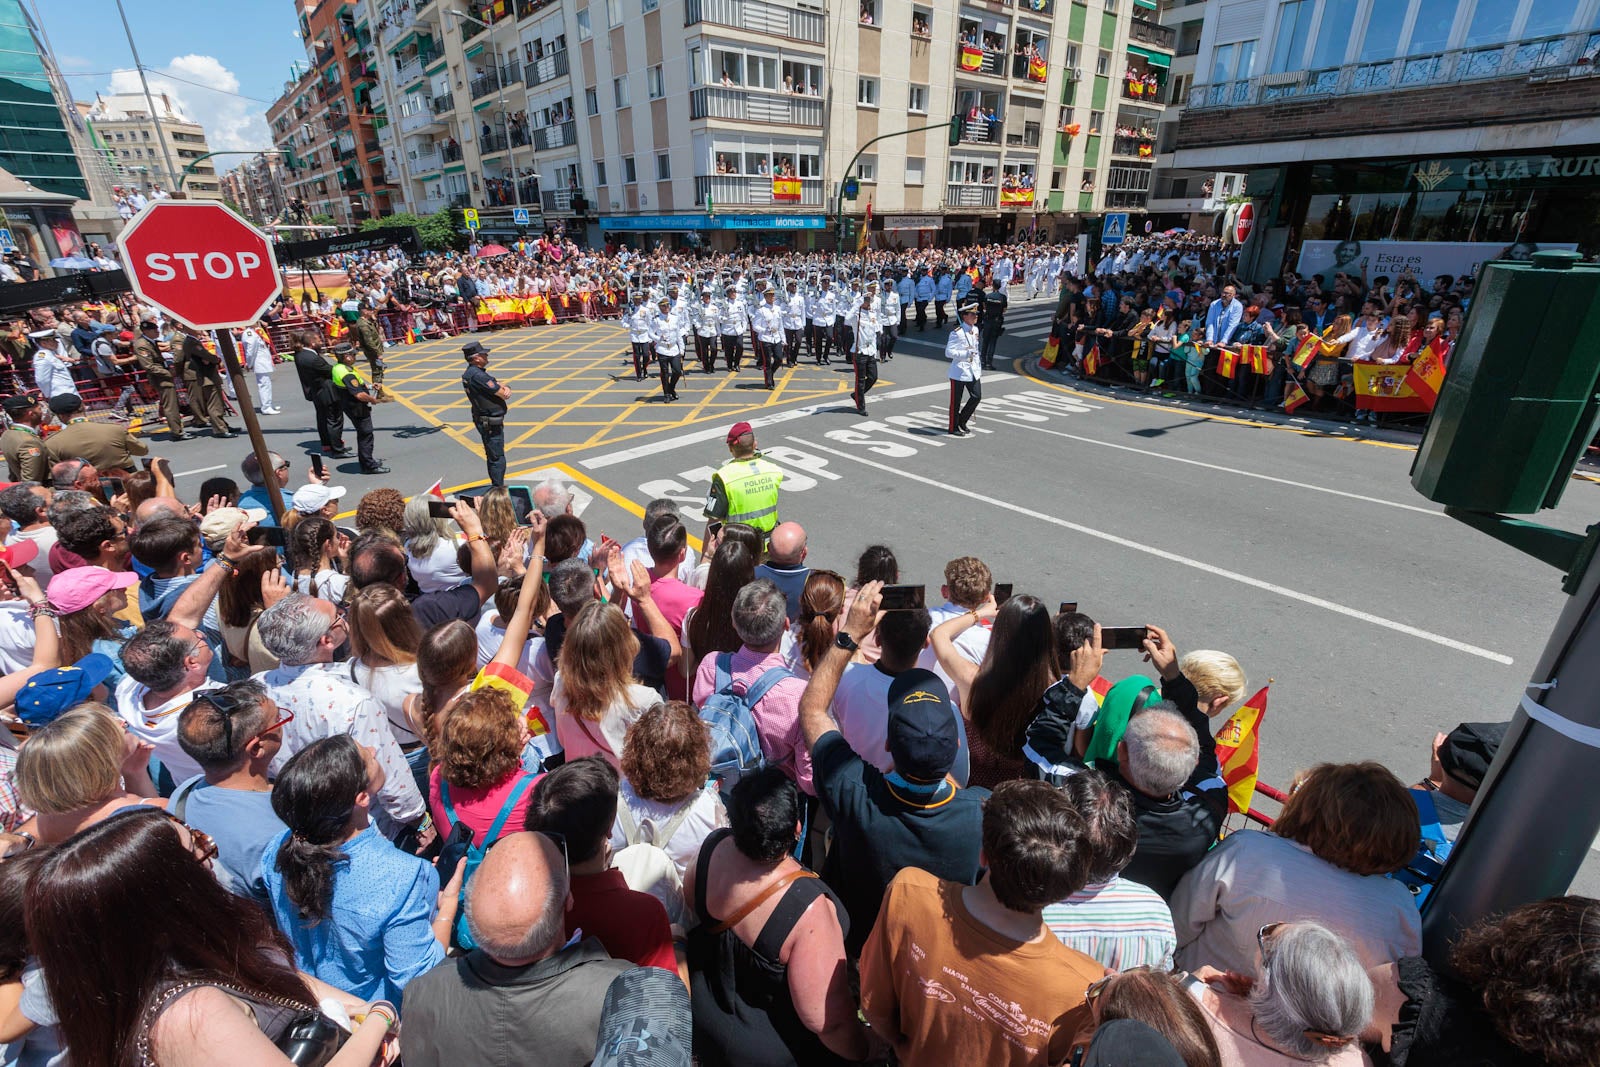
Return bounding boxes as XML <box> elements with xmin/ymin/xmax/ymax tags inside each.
<box><xmin>14</xmin><ymin>703</ymin><xmax>162</xmax><ymax>844</ymax></box>
<box><xmin>551</xmin><ymin>601</ymin><xmax>657</xmax><ymax>767</ymax></box>
<box><xmin>348</xmin><ymin>582</ymin><xmax>427</xmax><ymax>793</ymax></box>
<box><xmin>401</xmin><ymin>495</ymin><xmax>467</xmax><ymax>593</ymax></box>
<box><xmin>475</xmin><ymin>486</ymin><xmax>519</xmax><ymax>557</ymax></box>
<box><xmin>1179</xmin><ymin>649</ymin><xmax>1247</xmax><ymax>718</ymax></box>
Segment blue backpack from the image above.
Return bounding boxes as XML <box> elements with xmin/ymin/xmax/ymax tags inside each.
<box><xmin>440</xmin><ymin>772</ymin><xmax>538</xmax><ymax>951</ymax></box>
<box><xmin>700</xmin><ymin>653</ymin><xmax>791</xmax><ymax>788</ymax></box>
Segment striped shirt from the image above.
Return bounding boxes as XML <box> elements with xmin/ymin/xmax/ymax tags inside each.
<box><xmin>1042</xmin><ymin>876</ymin><xmax>1177</xmax><ymax>971</ymax></box>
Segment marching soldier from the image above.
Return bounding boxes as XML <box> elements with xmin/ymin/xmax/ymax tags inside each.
<box><xmin>132</xmin><ymin>317</ymin><xmax>185</xmax><ymax>441</ymax></box>
<box><xmin>0</xmin><ymin>394</ymin><xmax>48</xmax><ymax>483</ymax></box>
<box><xmin>718</xmin><ymin>284</ymin><xmax>748</xmax><ymax>371</ymax></box>
<box><xmin>851</xmin><ymin>292</ymin><xmax>880</xmax><ymax>416</ymax></box>
<box><xmin>752</xmin><ymin>285</ymin><xmax>786</xmax><ymax>391</ymax></box>
<box><xmin>781</xmin><ymin>278</ymin><xmax>805</xmax><ymax>366</ymax></box>
<box><xmin>693</xmin><ymin>288</ymin><xmax>720</xmax><ymax>374</ymax></box>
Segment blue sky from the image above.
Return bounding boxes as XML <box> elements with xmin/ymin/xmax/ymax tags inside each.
<box><xmin>38</xmin><ymin>0</ymin><xmax>308</xmax><ymax>150</ymax></box>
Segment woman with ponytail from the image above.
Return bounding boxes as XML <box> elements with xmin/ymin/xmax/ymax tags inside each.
<box><xmin>790</xmin><ymin>569</ymin><xmax>845</xmax><ymax>677</ymax></box>
<box><xmin>262</xmin><ymin>735</ymin><xmax>458</xmax><ymax>1004</ymax></box>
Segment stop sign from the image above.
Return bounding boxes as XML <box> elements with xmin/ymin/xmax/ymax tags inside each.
<box><xmin>116</xmin><ymin>202</ymin><xmax>281</xmax><ymax>330</ymax></box>
<box><xmin>1234</xmin><ymin>201</ymin><xmax>1255</xmax><ymax>245</ymax></box>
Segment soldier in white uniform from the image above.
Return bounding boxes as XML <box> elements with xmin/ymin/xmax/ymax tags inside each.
<box><xmin>717</xmin><ymin>284</ymin><xmax>748</xmax><ymax>371</ymax></box>
<box><xmin>626</xmin><ymin>292</ymin><xmax>655</xmax><ymax>381</ymax></box>
<box><xmin>692</xmin><ymin>288</ymin><xmax>720</xmax><ymax>373</ymax></box>
<box><xmin>780</xmin><ymin>279</ymin><xmax>806</xmax><ymax>366</ymax></box>
<box><xmin>850</xmin><ymin>292</ymin><xmax>880</xmax><ymax>416</ymax></box>
<box><xmin>649</xmin><ymin>296</ymin><xmax>685</xmax><ymax>403</ymax></box>
<box><xmin>805</xmin><ymin>276</ymin><xmax>836</xmax><ymax>365</ymax></box>
<box><xmin>946</xmin><ymin>301</ymin><xmax>984</xmax><ymax>436</ymax></box>
<box><xmin>752</xmin><ymin>285</ymin><xmax>786</xmax><ymax>390</ymax></box>
<box><xmin>876</xmin><ymin>277</ymin><xmax>901</xmax><ymax>362</ymax></box>
<box><xmin>993</xmin><ymin>253</ymin><xmax>1015</xmax><ymax>298</ymax></box>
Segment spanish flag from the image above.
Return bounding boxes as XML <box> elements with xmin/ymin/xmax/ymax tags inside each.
<box><xmin>1283</xmin><ymin>381</ymin><xmax>1309</xmax><ymax>413</ymax></box>
<box><xmin>1040</xmin><ymin>335</ymin><xmax>1061</xmax><ymax>369</ymax></box>
<box><xmin>1215</xmin><ymin>348</ymin><xmax>1239</xmax><ymax>379</ymax></box>
<box><xmin>422</xmin><ymin>479</ymin><xmax>446</xmax><ymax>501</ymax></box>
<box><xmin>772</xmin><ymin>177</ymin><xmax>802</xmax><ymax>203</ymax></box>
<box><xmin>1239</xmin><ymin>344</ymin><xmax>1272</xmax><ymax>375</ymax></box>
<box><xmin>961</xmin><ymin>45</ymin><xmax>984</xmax><ymax>71</ymax></box>
<box><xmin>1083</xmin><ymin>343</ymin><xmax>1101</xmax><ymax>377</ymax></box>
<box><xmin>1028</xmin><ymin>55</ymin><xmax>1048</xmax><ymax>81</ymax></box>
<box><xmin>1290</xmin><ymin>334</ymin><xmax>1320</xmax><ymax>370</ymax></box>
<box><xmin>1215</xmin><ymin>685</ymin><xmax>1268</xmax><ymax>816</ymax></box>
<box><xmin>1403</xmin><ymin>341</ymin><xmax>1447</xmax><ymax>409</ymax></box>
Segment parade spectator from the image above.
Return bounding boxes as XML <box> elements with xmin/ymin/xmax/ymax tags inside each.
<box><xmin>612</xmin><ymin>699</ymin><xmax>727</xmax><ymax>881</ymax></box>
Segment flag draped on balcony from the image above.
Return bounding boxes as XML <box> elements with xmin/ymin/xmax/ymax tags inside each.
<box><xmin>772</xmin><ymin>177</ymin><xmax>802</xmax><ymax>202</ymax></box>
<box><xmin>1028</xmin><ymin>55</ymin><xmax>1048</xmax><ymax>82</ymax></box>
<box><xmin>960</xmin><ymin>45</ymin><xmax>984</xmax><ymax>71</ymax></box>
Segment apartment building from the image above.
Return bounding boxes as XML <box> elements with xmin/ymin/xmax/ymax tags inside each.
<box><xmin>1168</xmin><ymin>0</ymin><xmax>1600</xmax><ymax>278</ymax></box>
<box><xmin>220</xmin><ymin>153</ymin><xmax>292</xmax><ymax>224</ymax></box>
<box><xmin>83</xmin><ymin>93</ymin><xmax>223</xmax><ymax>199</ymax></box>
<box><xmin>268</xmin><ymin>0</ymin><xmax>399</xmax><ymax>227</ymax></box>
<box><xmin>361</xmin><ymin>0</ymin><xmax>1175</xmax><ymax>246</ymax></box>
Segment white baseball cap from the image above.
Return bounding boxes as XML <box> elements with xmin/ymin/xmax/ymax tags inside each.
<box><xmin>290</xmin><ymin>484</ymin><xmax>348</xmax><ymax>514</ymax></box>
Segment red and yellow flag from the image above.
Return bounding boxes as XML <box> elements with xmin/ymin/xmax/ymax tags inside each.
<box><xmin>772</xmin><ymin>177</ymin><xmax>802</xmax><ymax>203</ymax></box>
<box><xmin>1040</xmin><ymin>335</ymin><xmax>1061</xmax><ymax>370</ymax></box>
<box><xmin>960</xmin><ymin>45</ymin><xmax>984</xmax><ymax>71</ymax></box>
<box><xmin>1028</xmin><ymin>55</ymin><xmax>1048</xmax><ymax>82</ymax></box>
<box><xmin>1083</xmin><ymin>343</ymin><xmax>1101</xmax><ymax>377</ymax></box>
<box><xmin>1283</xmin><ymin>381</ymin><xmax>1309</xmax><ymax>413</ymax></box>
<box><xmin>1238</xmin><ymin>344</ymin><xmax>1272</xmax><ymax>375</ymax></box>
<box><xmin>1215</xmin><ymin>686</ymin><xmax>1268</xmax><ymax>815</ymax></box>
<box><xmin>1290</xmin><ymin>334</ymin><xmax>1321</xmax><ymax>370</ymax></box>
<box><xmin>1403</xmin><ymin>341</ymin><xmax>1447</xmax><ymax>409</ymax></box>
<box><xmin>1215</xmin><ymin>348</ymin><xmax>1239</xmax><ymax>379</ymax></box>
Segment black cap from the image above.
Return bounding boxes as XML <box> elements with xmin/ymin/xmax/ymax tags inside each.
<box><xmin>885</xmin><ymin>669</ymin><xmax>959</xmax><ymax>782</ymax></box>
<box><xmin>1</xmin><ymin>394</ymin><xmax>38</xmax><ymax>416</ymax></box>
<box><xmin>462</xmin><ymin>340</ymin><xmax>491</xmax><ymax>358</ymax></box>
<box><xmin>330</xmin><ymin>342</ymin><xmax>356</xmax><ymax>357</ymax></box>
<box><xmin>1080</xmin><ymin>1020</ymin><xmax>1187</xmax><ymax>1067</ymax></box>
<box><xmin>139</xmin><ymin>318</ymin><xmax>159</xmax><ymax>328</ymax></box>
<box><xmin>1439</xmin><ymin>721</ymin><xmax>1506</xmax><ymax>789</ymax></box>
<box><xmin>47</xmin><ymin>393</ymin><xmax>83</xmax><ymax>416</ymax></box>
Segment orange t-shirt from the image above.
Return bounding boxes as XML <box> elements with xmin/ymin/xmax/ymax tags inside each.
<box><xmin>860</xmin><ymin>867</ymin><xmax>1099</xmax><ymax>1066</ymax></box>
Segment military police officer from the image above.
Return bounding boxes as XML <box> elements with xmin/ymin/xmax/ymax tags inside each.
<box><xmin>330</xmin><ymin>343</ymin><xmax>389</xmax><ymax>474</ymax></box>
<box><xmin>705</xmin><ymin>420</ymin><xmax>783</xmax><ymax>538</ymax></box>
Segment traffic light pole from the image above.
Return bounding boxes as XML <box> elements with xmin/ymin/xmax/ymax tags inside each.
<box><xmin>835</xmin><ymin>120</ymin><xmax>958</xmax><ymax>244</ymax></box>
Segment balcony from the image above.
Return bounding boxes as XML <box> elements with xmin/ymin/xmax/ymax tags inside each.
<box><xmin>957</xmin><ymin>116</ymin><xmax>1003</xmax><ymax>144</ymax></box>
<box><xmin>945</xmin><ymin>183</ymin><xmax>998</xmax><ymax>208</ymax></box>
<box><xmin>1111</xmin><ymin>135</ymin><xmax>1156</xmax><ymax>159</ymax></box>
<box><xmin>328</xmin><ymin>110</ymin><xmax>351</xmax><ymax>131</ymax></box>
<box><xmin>395</xmin><ymin>55</ymin><xmax>426</xmax><ymax>85</ymax></box>
<box><xmin>1121</xmin><ymin>79</ymin><xmax>1170</xmax><ymax>104</ymax></box>
<box><xmin>1011</xmin><ymin>53</ymin><xmax>1051</xmax><ymax>84</ymax></box>
<box><xmin>315</xmin><ymin>46</ymin><xmax>335</xmax><ymax>68</ymax></box>
<box><xmin>1129</xmin><ymin>18</ymin><xmax>1176</xmax><ymax>50</ymax></box>
<box><xmin>449</xmin><ymin>192</ymin><xmax>472</xmax><ymax>209</ymax></box>
<box><xmin>694</xmin><ymin>174</ymin><xmax>823</xmax><ymax>207</ymax></box>
<box><xmin>420</xmin><ymin>190</ymin><xmax>448</xmax><ymax>213</ymax></box>
<box><xmin>1016</xmin><ymin>0</ymin><xmax>1054</xmax><ymax>12</ymax></box>
<box><xmin>399</xmin><ymin>108</ymin><xmax>434</xmax><ymax>134</ymax></box>
<box><xmin>480</xmin><ymin>130</ymin><xmax>510</xmax><ymax>154</ymax></box>
<box><xmin>684</xmin><ymin>0</ymin><xmax>824</xmax><ymax>46</ymax></box>
<box><xmin>531</xmin><ymin>120</ymin><xmax>578</xmax><ymax>150</ymax></box>
<box><xmin>541</xmin><ymin>187</ymin><xmax>582</xmax><ymax>212</ymax></box>
<box><xmin>441</xmin><ymin>142</ymin><xmax>464</xmax><ymax>162</ymax></box>
<box><xmin>470</xmin><ymin>69</ymin><xmax>504</xmax><ymax>100</ymax></box>
<box><xmin>689</xmin><ymin>86</ymin><xmax>823</xmax><ymax>127</ymax></box>
<box><xmin>956</xmin><ymin>45</ymin><xmax>1006</xmax><ymax>78</ymax></box>
<box><xmin>379</xmin><ymin>9</ymin><xmax>417</xmax><ymax>47</ymax></box>
<box><xmin>516</xmin><ymin>0</ymin><xmax>560</xmax><ymax>16</ymax></box>
<box><xmin>431</xmin><ymin>92</ymin><xmax>455</xmax><ymax>115</ymax></box>
<box><xmin>409</xmin><ymin>148</ymin><xmax>442</xmax><ymax>173</ymax></box>
<box><xmin>524</xmin><ymin>49</ymin><xmax>570</xmax><ymax>89</ymax></box>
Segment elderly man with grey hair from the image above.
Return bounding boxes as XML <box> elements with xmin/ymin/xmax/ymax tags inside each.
<box><xmin>1111</xmin><ymin>701</ymin><xmax>1229</xmax><ymax>899</ymax></box>
<box><xmin>239</xmin><ymin>449</ymin><xmax>328</xmax><ymax>525</ymax></box>
<box><xmin>253</xmin><ymin>591</ymin><xmax>425</xmax><ymax>839</ymax></box>
<box><xmin>1188</xmin><ymin>921</ymin><xmax>1372</xmax><ymax>1064</ymax></box>
<box><xmin>399</xmin><ymin>831</ymin><xmax>632</xmax><ymax>1067</ymax></box>
<box><xmin>690</xmin><ymin>578</ymin><xmax>814</xmax><ymax>795</ymax></box>
<box><xmin>620</xmin><ymin>496</ymin><xmax>698</xmax><ymax>584</ymax></box>
<box><xmin>531</xmin><ymin>476</ymin><xmax>575</xmax><ymax>520</ymax></box>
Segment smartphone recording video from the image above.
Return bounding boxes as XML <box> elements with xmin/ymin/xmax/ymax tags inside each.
<box><xmin>879</xmin><ymin>584</ymin><xmax>926</xmax><ymax>611</ymax></box>
<box><xmin>247</xmin><ymin>526</ymin><xmax>288</xmax><ymax>548</ymax></box>
<box><xmin>1100</xmin><ymin>626</ymin><xmax>1151</xmax><ymax>651</ymax></box>
<box><xmin>993</xmin><ymin>583</ymin><xmax>1013</xmax><ymax>607</ymax></box>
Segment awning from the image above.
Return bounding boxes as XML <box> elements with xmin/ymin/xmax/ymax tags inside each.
<box><xmin>465</xmin><ymin>44</ymin><xmax>486</xmax><ymax>58</ymax></box>
<box><xmin>386</xmin><ymin>31</ymin><xmax>418</xmax><ymax>54</ymax></box>
<box><xmin>1133</xmin><ymin>0</ymin><xmax>1158</xmax><ymax>8</ymax></box>
<box><xmin>1127</xmin><ymin>44</ymin><xmax>1171</xmax><ymax>68</ymax></box>
<box><xmin>420</xmin><ymin>172</ymin><xmax>443</xmax><ymax>182</ymax></box>
<box><xmin>444</xmin><ymin>164</ymin><xmax>466</xmax><ymax>174</ymax></box>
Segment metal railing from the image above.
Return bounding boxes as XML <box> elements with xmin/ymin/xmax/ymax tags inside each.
<box><xmin>525</xmin><ymin>49</ymin><xmax>570</xmax><ymax>89</ymax></box>
<box><xmin>1187</xmin><ymin>29</ymin><xmax>1600</xmax><ymax>110</ymax></box>
<box><xmin>409</xmin><ymin>149</ymin><xmax>442</xmax><ymax>172</ymax></box>
<box><xmin>441</xmin><ymin>142</ymin><xmax>463</xmax><ymax>162</ymax></box>
<box><xmin>689</xmin><ymin>86</ymin><xmax>824</xmax><ymax>126</ymax></box>
<box><xmin>694</xmin><ymin>174</ymin><xmax>823</xmax><ymax>206</ymax></box>
<box><xmin>1111</xmin><ymin>135</ymin><xmax>1156</xmax><ymax>158</ymax></box>
<box><xmin>395</xmin><ymin>56</ymin><xmax>424</xmax><ymax>84</ymax></box>
<box><xmin>958</xmin><ymin>117</ymin><xmax>1003</xmax><ymax>144</ymax></box>
<box><xmin>532</xmin><ymin>120</ymin><xmax>578</xmax><ymax>150</ymax></box>
<box><xmin>684</xmin><ymin>0</ymin><xmax>825</xmax><ymax>45</ymax></box>
<box><xmin>1129</xmin><ymin>18</ymin><xmax>1175</xmax><ymax>49</ymax></box>
<box><xmin>449</xmin><ymin>192</ymin><xmax>472</xmax><ymax>208</ymax></box>
<box><xmin>420</xmin><ymin>192</ymin><xmax>448</xmax><ymax>212</ymax></box>
<box><xmin>480</xmin><ymin>131</ymin><xmax>510</xmax><ymax>154</ymax></box>
<box><xmin>431</xmin><ymin>92</ymin><xmax>455</xmax><ymax>115</ymax></box>
<box><xmin>1121</xmin><ymin>81</ymin><xmax>1170</xmax><ymax>104</ymax></box>
<box><xmin>1011</xmin><ymin>54</ymin><xmax>1050</xmax><ymax>83</ymax></box>
<box><xmin>516</xmin><ymin>0</ymin><xmax>560</xmax><ymax>16</ymax></box>
<box><xmin>398</xmin><ymin>109</ymin><xmax>433</xmax><ymax>134</ymax></box>
<box><xmin>541</xmin><ymin>187</ymin><xmax>581</xmax><ymax>212</ymax></box>
<box><xmin>945</xmin><ymin>183</ymin><xmax>998</xmax><ymax>207</ymax></box>
<box><xmin>328</xmin><ymin>110</ymin><xmax>351</xmax><ymax>131</ymax></box>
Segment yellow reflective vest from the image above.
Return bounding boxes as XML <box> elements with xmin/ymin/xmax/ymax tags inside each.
<box><xmin>717</xmin><ymin>456</ymin><xmax>783</xmax><ymax>532</ymax></box>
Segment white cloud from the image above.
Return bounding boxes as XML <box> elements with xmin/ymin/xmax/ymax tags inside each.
<box><xmin>104</xmin><ymin>54</ymin><xmax>272</xmax><ymax>155</ymax></box>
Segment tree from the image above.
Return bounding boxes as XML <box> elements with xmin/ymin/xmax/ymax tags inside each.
<box><xmin>309</xmin><ymin>213</ymin><xmax>337</xmax><ymax>227</ymax></box>
<box><xmin>359</xmin><ymin>209</ymin><xmax>466</xmax><ymax>251</ymax></box>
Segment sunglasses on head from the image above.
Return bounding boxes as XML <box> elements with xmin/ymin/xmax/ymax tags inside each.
<box><xmin>187</xmin><ymin>690</ymin><xmax>294</xmax><ymax>757</ymax></box>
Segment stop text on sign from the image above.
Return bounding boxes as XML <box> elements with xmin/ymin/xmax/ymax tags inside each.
<box><xmin>141</xmin><ymin>251</ymin><xmax>265</xmax><ymax>282</ymax></box>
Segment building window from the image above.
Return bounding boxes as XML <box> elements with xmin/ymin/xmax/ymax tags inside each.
<box><xmin>856</xmin><ymin>77</ymin><xmax>879</xmax><ymax>107</ymax></box>
<box><xmin>1105</xmin><ymin>0</ymin><xmax>1116</xmax><ymax>9</ymax></box>
<box><xmin>623</xmin><ymin>154</ymin><xmax>636</xmax><ymax>182</ymax></box>
<box><xmin>911</xmin><ymin>6</ymin><xmax>932</xmax><ymax>38</ymax></box>
<box><xmin>748</xmin><ymin>55</ymin><xmax>777</xmax><ymax>90</ymax></box>
<box><xmin>585</xmin><ymin>86</ymin><xmax>600</xmax><ymax>114</ymax></box>
<box><xmin>656</xmin><ymin>152</ymin><xmax>670</xmax><ymax>179</ymax></box>
<box><xmin>596</xmin><ymin>159</ymin><xmax>608</xmax><ymax>186</ymax></box>
<box><xmin>1051</xmin><ymin>168</ymin><xmax>1063</xmax><ymax>190</ymax></box>
<box><xmin>606</xmin><ymin>0</ymin><xmax>623</xmax><ymax>26</ymax></box>
<box><xmin>648</xmin><ymin>64</ymin><xmax>664</xmax><ymax>99</ymax></box>
<box><xmin>613</xmin><ymin>75</ymin><xmax>629</xmax><ymax>109</ymax></box>
<box><xmin>1269</xmin><ymin>0</ymin><xmax>1313</xmax><ymax>73</ymax></box>
<box><xmin>905</xmin><ymin>156</ymin><xmax>925</xmax><ymax>185</ymax></box>
<box><xmin>576</xmin><ymin>7</ymin><xmax>592</xmax><ymax>39</ymax></box>
<box><xmin>859</xmin><ymin>0</ymin><xmax>880</xmax><ymax>25</ymax></box>
<box><xmin>1096</xmin><ymin>50</ymin><xmax>1110</xmax><ymax>76</ymax></box>
<box><xmin>908</xmin><ymin>84</ymin><xmax>928</xmax><ymax>113</ymax></box>
<box><xmin>1064</xmin><ymin>43</ymin><xmax>1079</xmax><ymax>68</ymax></box>
<box><xmin>642</xmin><ymin>0</ymin><xmax>658</xmax><ymax>9</ymax></box>
<box><xmin>856</xmin><ymin>154</ymin><xmax>876</xmax><ymax>181</ymax></box>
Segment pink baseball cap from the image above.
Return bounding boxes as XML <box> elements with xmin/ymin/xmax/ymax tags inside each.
<box><xmin>46</xmin><ymin>566</ymin><xmax>139</xmax><ymax>614</ymax></box>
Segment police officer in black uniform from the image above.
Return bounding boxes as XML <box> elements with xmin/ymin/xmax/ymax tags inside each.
<box><xmin>462</xmin><ymin>339</ymin><xmax>510</xmax><ymax>486</ymax></box>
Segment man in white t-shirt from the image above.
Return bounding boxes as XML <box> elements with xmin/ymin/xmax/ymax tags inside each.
<box><xmin>0</xmin><ymin>483</ymin><xmax>58</xmax><ymax>589</ymax></box>
<box><xmin>916</xmin><ymin>556</ymin><xmax>996</xmax><ymax>708</ymax></box>
<box><xmin>620</xmin><ymin>497</ymin><xmax>698</xmax><ymax>584</ymax></box>
<box><xmin>117</xmin><ymin>618</ymin><xmax>222</xmax><ymax>787</ymax></box>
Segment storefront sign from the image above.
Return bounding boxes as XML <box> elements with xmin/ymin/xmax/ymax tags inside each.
<box><xmin>882</xmin><ymin>215</ymin><xmax>942</xmax><ymax>231</ymax></box>
<box><xmin>598</xmin><ymin>214</ymin><xmax>828</xmax><ymax>231</ymax></box>
<box><xmin>1407</xmin><ymin>153</ymin><xmax>1600</xmax><ymax>191</ymax></box>
<box><xmin>1296</xmin><ymin>239</ymin><xmax>1579</xmax><ymax>284</ymax></box>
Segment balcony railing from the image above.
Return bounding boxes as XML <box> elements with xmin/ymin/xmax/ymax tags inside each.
<box><xmin>480</xmin><ymin>131</ymin><xmax>510</xmax><ymax>154</ymax></box>
<box><xmin>525</xmin><ymin>49</ymin><xmax>570</xmax><ymax>89</ymax></box>
<box><xmin>684</xmin><ymin>0</ymin><xmax>825</xmax><ymax>45</ymax></box>
<box><xmin>420</xmin><ymin>192</ymin><xmax>447</xmax><ymax>213</ymax></box>
<box><xmin>378</xmin><ymin>9</ymin><xmax>417</xmax><ymax>46</ymax></box>
<box><xmin>395</xmin><ymin>56</ymin><xmax>424</xmax><ymax>84</ymax></box>
<box><xmin>441</xmin><ymin>142</ymin><xmax>463</xmax><ymax>162</ymax></box>
<box><xmin>409</xmin><ymin>149</ymin><xmax>442</xmax><ymax>172</ymax></box>
<box><xmin>956</xmin><ymin>46</ymin><xmax>1006</xmax><ymax>77</ymax></box>
<box><xmin>328</xmin><ymin>110</ymin><xmax>351</xmax><ymax>131</ymax></box>
<box><xmin>693</xmin><ymin>174</ymin><xmax>823</xmax><ymax>207</ymax></box>
<box><xmin>689</xmin><ymin>85</ymin><xmax>824</xmax><ymax>126</ymax></box>
<box><xmin>516</xmin><ymin>0</ymin><xmax>560</xmax><ymax>17</ymax></box>
<box><xmin>398</xmin><ymin>109</ymin><xmax>433</xmax><ymax>134</ymax></box>
<box><xmin>541</xmin><ymin>187</ymin><xmax>582</xmax><ymax>212</ymax></box>
<box><xmin>1129</xmin><ymin>18</ymin><xmax>1175</xmax><ymax>49</ymax></box>
<box><xmin>1011</xmin><ymin>54</ymin><xmax>1050</xmax><ymax>83</ymax></box>
<box><xmin>315</xmin><ymin>46</ymin><xmax>335</xmax><ymax>68</ymax></box>
<box><xmin>449</xmin><ymin>192</ymin><xmax>472</xmax><ymax>208</ymax></box>
<box><xmin>957</xmin><ymin>116</ymin><xmax>1003</xmax><ymax>144</ymax></box>
<box><xmin>1187</xmin><ymin>29</ymin><xmax>1600</xmax><ymax>110</ymax></box>
<box><xmin>532</xmin><ymin>120</ymin><xmax>578</xmax><ymax>150</ymax></box>
<box><xmin>431</xmin><ymin>92</ymin><xmax>455</xmax><ymax>115</ymax></box>
<box><xmin>945</xmin><ymin>183</ymin><xmax>998</xmax><ymax>208</ymax></box>
<box><xmin>1121</xmin><ymin>80</ymin><xmax>1170</xmax><ymax>104</ymax></box>
<box><xmin>470</xmin><ymin>70</ymin><xmax>501</xmax><ymax>100</ymax></box>
<box><xmin>1111</xmin><ymin>135</ymin><xmax>1156</xmax><ymax>158</ymax></box>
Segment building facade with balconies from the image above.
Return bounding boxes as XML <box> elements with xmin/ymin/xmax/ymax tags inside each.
<box><xmin>83</xmin><ymin>93</ymin><xmax>223</xmax><ymax>200</ymax></box>
<box><xmin>351</xmin><ymin>0</ymin><xmax>1175</xmax><ymax>245</ymax></box>
<box><xmin>1170</xmin><ymin>0</ymin><xmax>1600</xmax><ymax>277</ymax></box>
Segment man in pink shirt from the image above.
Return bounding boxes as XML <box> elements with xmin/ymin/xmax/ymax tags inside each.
<box><xmin>643</xmin><ymin>513</ymin><xmax>702</xmax><ymax>700</ymax></box>
<box><xmin>691</xmin><ymin>578</ymin><xmax>813</xmax><ymax>795</ymax></box>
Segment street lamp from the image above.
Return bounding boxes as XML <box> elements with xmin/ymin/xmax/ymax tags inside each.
<box><xmin>448</xmin><ymin>8</ymin><xmax>521</xmax><ymax>210</ymax></box>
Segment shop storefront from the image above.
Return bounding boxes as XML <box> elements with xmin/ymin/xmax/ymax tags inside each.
<box><xmin>597</xmin><ymin>213</ymin><xmax>828</xmax><ymax>253</ymax></box>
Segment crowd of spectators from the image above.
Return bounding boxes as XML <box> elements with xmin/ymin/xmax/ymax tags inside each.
<box><xmin>0</xmin><ymin>434</ymin><xmax>1588</xmax><ymax>1066</ymax></box>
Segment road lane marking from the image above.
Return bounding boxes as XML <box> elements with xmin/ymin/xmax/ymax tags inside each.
<box><xmin>970</xmin><ymin>412</ymin><xmax>1443</xmax><ymax>517</ymax></box>
<box><xmin>173</xmin><ymin>464</ymin><xmax>226</xmax><ymax>478</ymax></box>
<box><xmin>784</xmin><ymin>434</ymin><xmax>1514</xmax><ymax>665</ymax></box>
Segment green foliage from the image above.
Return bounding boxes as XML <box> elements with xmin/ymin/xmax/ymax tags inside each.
<box><xmin>358</xmin><ymin>209</ymin><xmax>466</xmax><ymax>251</ymax></box>
<box><xmin>309</xmin><ymin>213</ymin><xmax>337</xmax><ymax>226</ymax></box>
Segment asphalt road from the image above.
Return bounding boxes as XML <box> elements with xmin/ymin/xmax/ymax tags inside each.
<box><xmin>148</xmin><ymin>305</ymin><xmax>1600</xmax><ymax>893</ymax></box>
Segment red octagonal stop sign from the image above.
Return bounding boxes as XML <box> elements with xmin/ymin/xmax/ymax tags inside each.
<box><xmin>116</xmin><ymin>201</ymin><xmax>281</xmax><ymax>330</ymax></box>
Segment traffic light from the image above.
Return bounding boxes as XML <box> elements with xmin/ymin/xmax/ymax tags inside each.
<box><xmin>839</xmin><ymin>218</ymin><xmax>855</xmax><ymax>243</ymax></box>
<box><xmin>948</xmin><ymin>115</ymin><xmax>965</xmax><ymax>146</ymax></box>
